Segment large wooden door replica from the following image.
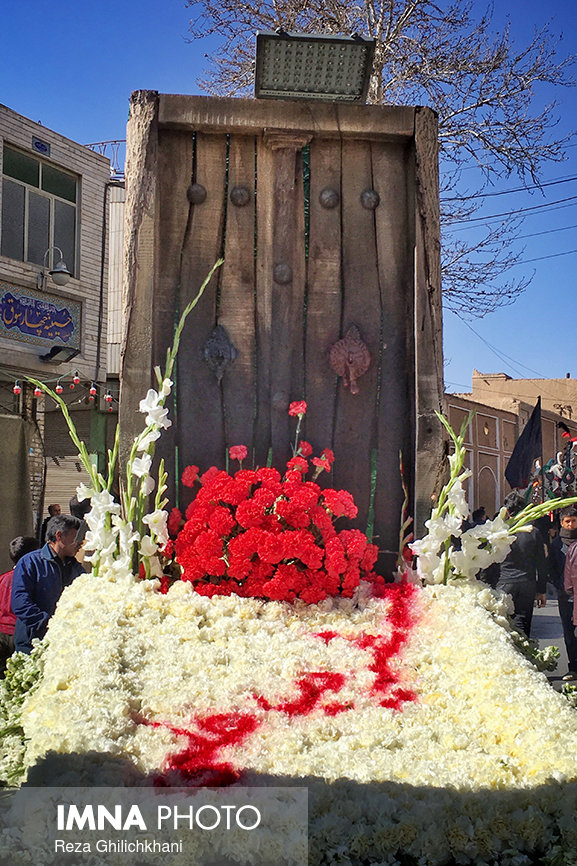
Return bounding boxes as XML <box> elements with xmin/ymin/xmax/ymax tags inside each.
<box><xmin>122</xmin><ymin>92</ymin><xmax>443</xmax><ymax>572</ymax></box>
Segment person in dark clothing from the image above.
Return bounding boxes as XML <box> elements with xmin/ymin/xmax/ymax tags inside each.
<box><xmin>11</xmin><ymin>514</ymin><xmax>85</xmax><ymax>654</ymax></box>
<box><xmin>0</xmin><ymin>536</ymin><xmax>39</xmax><ymax>675</ymax></box>
<box><xmin>494</xmin><ymin>490</ymin><xmax>548</xmax><ymax>636</ymax></box>
<box><xmin>472</xmin><ymin>507</ymin><xmax>486</xmax><ymax>525</ymax></box>
<box><xmin>549</xmin><ymin>506</ymin><xmax>577</xmax><ymax>679</ymax></box>
<box><xmin>69</xmin><ymin>495</ymin><xmax>91</xmax><ymax>521</ymax></box>
<box><xmin>39</xmin><ymin>503</ymin><xmax>61</xmax><ymax>546</ymax></box>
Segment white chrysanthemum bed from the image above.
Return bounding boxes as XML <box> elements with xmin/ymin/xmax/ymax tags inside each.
<box><xmin>7</xmin><ymin>290</ymin><xmax>577</xmax><ymax>865</ymax></box>
<box><xmin>10</xmin><ymin>572</ymin><xmax>577</xmax><ymax>865</ymax></box>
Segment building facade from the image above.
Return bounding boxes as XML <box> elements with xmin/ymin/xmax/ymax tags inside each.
<box><xmin>446</xmin><ymin>372</ymin><xmax>577</xmax><ymax>515</ymax></box>
<box><xmin>0</xmin><ymin>103</ymin><xmax>112</xmax><ymax>565</ymax></box>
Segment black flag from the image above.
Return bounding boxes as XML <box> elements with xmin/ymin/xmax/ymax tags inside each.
<box><xmin>505</xmin><ymin>398</ymin><xmax>542</xmax><ymax>489</ymax></box>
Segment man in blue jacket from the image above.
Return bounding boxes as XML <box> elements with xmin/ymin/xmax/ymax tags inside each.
<box><xmin>11</xmin><ymin>513</ymin><xmax>85</xmax><ymax>653</ymax></box>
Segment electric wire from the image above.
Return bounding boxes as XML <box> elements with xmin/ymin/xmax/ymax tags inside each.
<box><xmin>515</xmin><ymin>223</ymin><xmax>577</xmax><ymax>241</ymax></box>
<box><xmin>444</xmin><ymin>194</ymin><xmax>577</xmax><ymax>225</ymax></box>
<box><xmin>510</xmin><ymin>248</ymin><xmax>577</xmax><ymax>266</ymax></box>
<box><xmin>448</xmin><ymin>200</ymin><xmax>577</xmax><ymax>231</ymax></box>
<box><xmin>442</xmin><ymin>173</ymin><xmax>577</xmax><ymax>202</ymax></box>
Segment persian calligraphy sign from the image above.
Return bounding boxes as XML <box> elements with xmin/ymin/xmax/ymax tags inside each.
<box><xmin>0</xmin><ymin>282</ymin><xmax>81</xmax><ymax>349</ymax></box>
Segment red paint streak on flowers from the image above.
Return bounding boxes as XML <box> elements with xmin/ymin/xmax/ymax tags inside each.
<box><xmin>141</xmin><ymin>582</ymin><xmax>420</xmax><ymax>786</ymax></box>
<box><xmin>141</xmin><ymin>673</ymin><xmax>345</xmax><ymax>786</ymax></box>
<box><xmin>312</xmin><ymin>630</ymin><xmax>339</xmax><ymax>644</ymax></box>
<box><xmin>324</xmin><ymin>701</ymin><xmax>352</xmax><ymax>716</ymax></box>
<box><xmin>355</xmin><ymin>582</ymin><xmax>419</xmax><ymax>711</ymax></box>
<box><xmin>142</xmin><ymin>711</ymin><xmax>261</xmax><ymax>787</ymax></box>
<box><xmin>310</xmin><ymin>582</ymin><xmax>419</xmax><ymax>712</ymax></box>
<box><xmin>256</xmin><ymin>672</ymin><xmax>346</xmax><ymax>716</ymax></box>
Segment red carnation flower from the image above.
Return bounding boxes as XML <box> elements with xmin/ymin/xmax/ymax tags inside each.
<box><xmin>236</xmin><ymin>499</ymin><xmax>267</xmax><ymax>529</ymax></box>
<box><xmin>321</xmin><ymin>448</ymin><xmax>335</xmax><ymax>467</ymax></box>
<box><xmin>200</xmin><ymin>466</ymin><xmax>222</xmax><ymax>485</ymax></box>
<box><xmin>161</xmin><ymin>539</ymin><xmax>175</xmax><ymax>558</ymax></box>
<box><xmin>323</xmin><ymin>489</ymin><xmax>357</xmax><ymax>519</ymax></box>
<box><xmin>181</xmin><ymin>465</ymin><xmax>199</xmax><ymax>487</ymax></box>
<box><xmin>167</xmin><ymin>507</ymin><xmax>183</xmax><ymax>537</ymax></box>
<box><xmin>287</xmin><ymin>455</ymin><xmax>309</xmax><ymax>473</ymax></box>
<box><xmin>288</xmin><ymin>400</ymin><xmax>307</xmax><ymax>417</ymax></box>
<box><xmin>208</xmin><ymin>506</ymin><xmax>236</xmax><ymax>536</ymax></box>
<box><xmin>175</xmin><ymin>430</ymin><xmax>382</xmax><ymax>605</ymax></box>
<box><xmin>312</xmin><ymin>456</ymin><xmax>329</xmax><ymax>473</ymax></box>
<box><xmin>229</xmin><ymin>444</ymin><xmax>248</xmax><ymax>462</ymax></box>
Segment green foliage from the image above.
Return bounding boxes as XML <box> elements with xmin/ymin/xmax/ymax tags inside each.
<box><xmin>509</xmin><ymin>632</ymin><xmax>560</xmax><ymax>672</ymax></box>
<box><xmin>0</xmin><ymin>646</ymin><xmax>45</xmax><ymax>787</ymax></box>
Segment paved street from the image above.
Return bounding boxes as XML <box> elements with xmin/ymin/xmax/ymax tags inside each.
<box><xmin>532</xmin><ymin>598</ymin><xmax>570</xmax><ymax>690</ymax></box>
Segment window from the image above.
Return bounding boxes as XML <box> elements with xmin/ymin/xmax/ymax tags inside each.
<box><xmin>1</xmin><ymin>145</ymin><xmax>78</xmax><ymax>276</ymax></box>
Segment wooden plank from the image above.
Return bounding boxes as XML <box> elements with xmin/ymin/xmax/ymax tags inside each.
<box><xmin>219</xmin><ymin>134</ymin><xmax>257</xmax><ymax>454</ymax></box>
<box><xmin>176</xmin><ymin>132</ymin><xmax>227</xmax><ymax>476</ymax></box>
<box><xmin>151</xmin><ymin>130</ymin><xmax>193</xmax><ymax>505</ymax></box>
<box><xmin>254</xmin><ymin>136</ymin><xmax>275</xmax><ymax>466</ymax></box>
<box><xmin>268</xmin><ymin>134</ymin><xmax>308</xmax><ymax>468</ymax></box>
<box><xmin>158</xmin><ymin>94</ymin><xmax>416</xmax><ymax>142</ymax></box>
<box><xmin>305</xmin><ymin>138</ymin><xmax>342</xmax><ymax>459</ymax></box>
<box><xmin>332</xmin><ymin>139</ymin><xmax>381</xmax><ymax>530</ymax></box>
<box><xmin>371</xmin><ymin>140</ymin><xmax>413</xmax><ymax>573</ymax></box>
<box><xmin>413</xmin><ymin>106</ymin><xmax>444</xmax><ymax>537</ymax></box>
<box><xmin>120</xmin><ymin>90</ymin><xmax>159</xmax><ymax>469</ymax></box>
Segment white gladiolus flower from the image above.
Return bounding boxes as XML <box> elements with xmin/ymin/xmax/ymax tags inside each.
<box><xmin>147</xmin><ymin>405</ymin><xmax>171</xmax><ymax>430</ymax></box>
<box><xmin>139</xmin><ymin>388</ymin><xmax>161</xmax><ymax>415</ymax></box>
<box><xmin>138</xmin><ymin>389</ymin><xmax>172</xmax><ymax>430</ymax></box>
<box><xmin>89</xmin><ymin>488</ymin><xmax>121</xmax><ymax>516</ymax></box>
<box><xmin>76</xmin><ymin>482</ymin><xmax>95</xmax><ymax>503</ymax></box>
<box><xmin>159</xmin><ymin>377</ymin><xmax>173</xmax><ymax>398</ymax></box>
<box><xmin>141</xmin><ymin>475</ymin><xmax>155</xmax><ymax>495</ymax></box>
<box><xmin>142</xmin><ymin>509</ymin><xmax>169</xmax><ymax>545</ymax></box>
<box><xmin>140</xmin><ymin>535</ymin><xmax>158</xmax><ymax>557</ymax></box>
<box><xmin>136</xmin><ymin>427</ymin><xmax>161</xmax><ymax>453</ymax></box>
<box><xmin>131</xmin><ymin>454</ymin><xmax>153</xmax><ymax>478</ymax></box>
<box><xmin>446</xmin><ymin>476</ymin><xmax>471</xmax><ymax>519</ymax></box>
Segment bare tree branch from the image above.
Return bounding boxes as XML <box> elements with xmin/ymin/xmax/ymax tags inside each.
<box><xmin>185</xmin><ymin>0</ymin><xmax>576</xmax><ymax>317</ymax></box>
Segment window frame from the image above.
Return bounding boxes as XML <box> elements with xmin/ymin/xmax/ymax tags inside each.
<box><xmin>1</xmin><ymin>144</ymin><xmax>79</xmax><ymax>278</ymax></box>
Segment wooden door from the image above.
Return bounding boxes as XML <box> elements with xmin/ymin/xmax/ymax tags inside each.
<box><xmin>121</xmin><ymin>93</ymin><xmax>443</xmax><ymax>574</ymax></box>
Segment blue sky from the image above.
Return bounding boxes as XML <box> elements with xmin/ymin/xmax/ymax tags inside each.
<box><xmin>1</xmin><ymin>0</ymin><xmax>576</xmax><ymax>392</ymax></box>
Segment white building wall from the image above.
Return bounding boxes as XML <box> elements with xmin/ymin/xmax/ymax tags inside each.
<box><xmin>0</xmin><ymin>102</ymin><xmax>111</xmax><ymax>381</ymax></box>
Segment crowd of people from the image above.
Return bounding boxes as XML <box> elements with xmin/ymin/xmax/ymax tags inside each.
<box><xmin>2</xmin><ymin>493</ymin><xmax>577</xmax><ymax>679</ymax></box>
<box><xmin>478</xmin><ymin>493</ymin><xmax>577</xmax><ymax>680</ymax></box>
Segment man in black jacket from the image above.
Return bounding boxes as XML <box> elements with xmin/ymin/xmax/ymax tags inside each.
<box><xmin>39</xmin><ymin>503</ymin><xmax>61</xmax><ymax>546</ymax></box>
<box><xmin>495</xmin><ymin>490</ymin><xmax>548</xmax><ymax>636</ymax></box>
<box><xmin>550</xmin><ymin>506</ymin><xmax>577</xmax><ymax>679</ymax></box>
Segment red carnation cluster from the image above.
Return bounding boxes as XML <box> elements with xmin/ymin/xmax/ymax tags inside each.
<box><xmin>175</xmin><ymin>451</ymin><xmax>383</xmax><ymax>604</ymax></box>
